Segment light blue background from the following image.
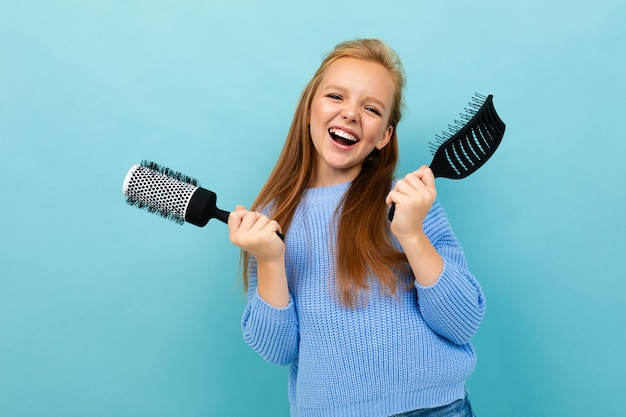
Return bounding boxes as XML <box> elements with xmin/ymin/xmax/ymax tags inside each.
<box><xmin>1</xmin><ymin>1</ymin><xmax>625</xmax><ymax>416</ymax></box>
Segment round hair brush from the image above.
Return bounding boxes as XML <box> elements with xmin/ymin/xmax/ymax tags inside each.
<box><xmin>123</xmin><ymin>161</ymin><xmax>284</xmax><ymax>239</ymax></box>
<box><xmin>389</xmin><ymin>93</ymin><xmax>506</xmax><ymax>221</ymax></box>
<box><xmin>123</xmin><ymin>161</ymin><xmax>229</xmax><ymax>227</ymax></box>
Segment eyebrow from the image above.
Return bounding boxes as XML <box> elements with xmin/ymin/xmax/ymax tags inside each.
<box><xmin>321</xmin><ymin>84</ymin><xmax>388</xmax><ymax>110</ymax></box>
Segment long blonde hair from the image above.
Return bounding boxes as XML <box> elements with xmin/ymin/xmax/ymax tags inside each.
<box><xmin>244</xmin><ymin>38</ymin><xmax>408</xmax><ymax>306</ymax></box>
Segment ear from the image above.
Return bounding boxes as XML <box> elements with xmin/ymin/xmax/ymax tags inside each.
<box><xmin>375</xmin><ymin>125</ymin><xmax>393</xmax><ymax>150</ymax></box>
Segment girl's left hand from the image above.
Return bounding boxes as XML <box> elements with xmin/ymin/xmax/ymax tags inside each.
<box><xmin>385</xmin><ymin>166</ymin><xmax>437</xmax><ymax>239</ymax></box>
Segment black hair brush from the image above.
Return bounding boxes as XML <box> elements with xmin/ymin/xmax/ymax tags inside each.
<box><xmin>122</xmin><ymin>161</ymin><xmax>284</xmax><ymax>239</ymax></box>
<box><xmin>389</xmin><ymin>93</ymin><xmax>506</xmax><ymax>221</ymax></box>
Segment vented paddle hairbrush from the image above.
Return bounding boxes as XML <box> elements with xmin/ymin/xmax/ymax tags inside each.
<box><xmin>389</xmin><ymin>93</ymin><xmax>506</xmax><ymax>221</ymax></box>
<box><xmin>122</xmin><ymin>161</ymin><xmax>284</xmax><ymax>239</ymax></box>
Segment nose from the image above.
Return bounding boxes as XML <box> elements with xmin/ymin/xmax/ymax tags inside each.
<box><xmin>341</xmin><ymin>102</ymin><xmax>359</xmax><ymax>122</ymax></box>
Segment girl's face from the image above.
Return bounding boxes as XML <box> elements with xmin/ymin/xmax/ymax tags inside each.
<box><xmin>308</xmin><ymin>57</ymin><xmax>395</xmax><ymax>187</ymax></box>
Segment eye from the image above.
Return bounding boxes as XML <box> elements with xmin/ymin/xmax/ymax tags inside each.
<box><xmin>365</xmin><ymin>106</ymin><xmax>381</xmax><ymax>115</ymax></box>
<box><xmin>327</xmin><ymin>93</ymin><xmax>342</xmax><ymax>100</ymax></box>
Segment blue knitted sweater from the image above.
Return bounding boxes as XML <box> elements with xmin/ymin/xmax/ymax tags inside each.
<box><xmin>241</xmin><ymin>181</ymin><xmax>485</xmax><ymax>417</ymax></box>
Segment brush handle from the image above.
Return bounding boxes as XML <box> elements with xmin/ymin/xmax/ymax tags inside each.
<box><xmin>123</xmin><ymin>162</ymin><xmax>284</xmax><ymax>240</ymax></box>
<box><xmin>186</xmin><ymin>187</ymin><xmax>230</xmax><ymax>226</ymax></box>
<box><xmin>185</xmin><ymin>188</ymin><xmax>285</xmax><ymax>240</ymax></box>
<box><xmin>387</xmin><ymin>168</ymin><xmax>440</xmax><ymax>222</ymax></box>
<box><xmin>190</xmin><ymin>188</ymin><xmax>285</xmax><ymax>240</ymax></box>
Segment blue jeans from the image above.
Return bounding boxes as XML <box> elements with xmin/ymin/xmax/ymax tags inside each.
<box><xmin>390</xmin><ymin>396</ymin><xmax>475</xmax><ymax>417</ymax></box>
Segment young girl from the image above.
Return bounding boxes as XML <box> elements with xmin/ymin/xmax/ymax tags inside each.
<box><xmin>228</xmin><ymin>38</ymin><xmax>484</xmax><ymax>417</ymax></box>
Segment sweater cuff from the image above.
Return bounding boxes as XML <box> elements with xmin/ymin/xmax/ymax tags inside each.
<box><xmin>250</xmin><ymin>289</ymin><xmax>296</xmax><ymax>322</ymax></box>
<box><xmin>414</xmin><ymin>259</ymin><xmax>464</xmax><ymax>300</ymax></box>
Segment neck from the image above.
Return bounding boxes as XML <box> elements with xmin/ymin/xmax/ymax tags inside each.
<box><xmin>311</xmin><ymin>165</ymin><xmax>361</xmax><ymax>188</ymax></box>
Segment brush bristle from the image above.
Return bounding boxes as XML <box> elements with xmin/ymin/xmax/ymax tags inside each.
<box><xmin>428</xmin><ymin>93</ymin><xmax>488</xmax><ymax>155</ymax></box>
<box><xmin>140</xmin><ymin>160</ymin><xmax>200</xmax><ymax>187</ymax></box>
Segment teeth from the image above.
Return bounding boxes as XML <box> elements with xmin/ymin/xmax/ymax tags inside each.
<box><xmin>329</xmin><ymin>128</ymin><xmax>358</xmax><ymax>142</ymax></box>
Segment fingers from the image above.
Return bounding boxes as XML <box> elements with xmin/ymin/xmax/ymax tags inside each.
<box><xmin>230</xmin><ymin>207</ymin><xmax>263</xmax><ymax>238</ymax></box>
<box><xmin>404</xmin><ymin>166</ymin><xmax>434</xmax><ymax>189</ymax></box>
<box><xmin>239</xmin><ymin>210</ymin><xmax>264</xmax><ymax>233</ymax></box>
<box><xmin>386</xmin><ymin>166</ymin><xmax>436</xmax><ymax>204</ymax></box>
<box><xmin>227</xmin><ymin>205</ymin><xmax>247</xmax><ymax>236</ymax></box>
<box><xmin>417</xmin><ymin>166</ymin><xmax>435</xmax><ymax>189</ymax></box>
<box><xmin>385</xmin><ymin>166</ymin><xmax>437</xmax><ymax>235</ymax></box>
<box><xmin>228</xmin><ymin>206</ymin><xmax>284</xmax><ymax>259</ymax></box>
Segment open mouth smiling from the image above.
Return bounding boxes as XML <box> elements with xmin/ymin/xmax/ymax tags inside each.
<box><xmin>329</xmin><ymin>128</ymin><xmax>359</xmax><ymax>147</ymax></box>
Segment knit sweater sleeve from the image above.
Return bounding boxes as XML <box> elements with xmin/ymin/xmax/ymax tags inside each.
<box><xmin>241</xmin><ymin>258</ymin><xmax>299</xmax><ymax>366</ymax></box>
<box><xmin>415</xmin><ymin>201</ymin><xmax>486</xmax><ymax>345</ymax></box>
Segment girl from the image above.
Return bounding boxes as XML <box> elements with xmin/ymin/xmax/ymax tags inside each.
<box><xmin>228</xmin><ymin>38</ymin><xmax>484</xmax><ymax>417</ymax></box>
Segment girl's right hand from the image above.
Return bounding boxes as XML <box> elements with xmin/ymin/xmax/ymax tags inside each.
<box><xmin>228</xmin><ymin>205</ymin><xmax>285</xmax><ymax>262</ymax></box>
